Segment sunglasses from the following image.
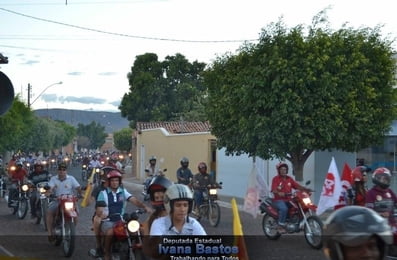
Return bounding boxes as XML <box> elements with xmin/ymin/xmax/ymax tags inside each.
<box><xmin>58</xmin><ymin>168</ymin><xmax>67</xmax><ymax>171</ymax></box>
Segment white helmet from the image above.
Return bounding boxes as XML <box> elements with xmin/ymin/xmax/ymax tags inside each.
<box><xmin>164</xmin><ymin>184</ymin><xmax>193</xmax><ymax>214</ymax></box>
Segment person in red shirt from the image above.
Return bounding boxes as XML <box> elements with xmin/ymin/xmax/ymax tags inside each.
<box><xmin>365</xmin><ymin>167</ymin><xmax>397</xmax><ymax>225</ymax></box>
<box><xmin>271</xmin><ymin>162</ymin><xmax>311</xmax><ymax>232</ymax></box>
<box><xmin>8</xmin><ymin>160</ymin><xmax>28</xmax><ymax>207</ymax></box>
<box><xmin>347</xmin><ymin>166</ymin><xmax>369</xmax><ymax>206</ymax></box>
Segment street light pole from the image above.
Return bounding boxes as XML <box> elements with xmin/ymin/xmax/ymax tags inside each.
<box><xmin>29</xmin><ymin>81</ymin><xmax>63</xmax><ymax>108</ymax></box>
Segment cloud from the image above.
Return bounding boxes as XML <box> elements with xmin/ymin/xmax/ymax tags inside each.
<box><xmin>22</xmin><ymin>60</ymin><xmax>40</xmax><ymax>65</ymax></box>
<box><xmin>68</xmin><ymin>71</ymin><xmax>84</xmax><ymax>76</ymax></box>
<box><xmin>41</xmin><ymin>93</ymin><xmax>58</xmax><ymax>102</ymax></box>
<box><xmin>98</xmin><ymin>72</ymin><xmax>117</xmax><ymax>76</ymax></box>
<box><xmin>60</xmin><ymin>96</ymin><xmax>106</xmax><ymax>104</ymax></box>
<box><xmin>41</xmin><ymin>94</ymin><xmax>107</xmax><ymax>105</ymax></box>
<box><xmin>109</xmin><ymin>100</ymin><xmax>121</xmax><ymax>107</ymax></box>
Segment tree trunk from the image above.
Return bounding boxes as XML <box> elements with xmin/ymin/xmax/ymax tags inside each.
<box><xmin>287</xmin><ymin>149</ymin><xmax>313</xmax><ymax>182</ymax></box>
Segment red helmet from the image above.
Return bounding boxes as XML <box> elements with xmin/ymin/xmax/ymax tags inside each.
<box><xmin>107</xmin><ymin>170</ymin><xmax>122</xmax><ymax>182</ymax></box>
<box><xmin>351</xmin><ymin>166</ymin><xmax>367</xmax><ymax>182</ymax></box>
<box><xmin>276</xmin><ymin>162</ymin><xmax>288</xmax><ymax>174</ymax></box>
<box><xmin>372</xmin><ymin>167</ymin><xmax>391</xmax><ymax>189</ymax></box>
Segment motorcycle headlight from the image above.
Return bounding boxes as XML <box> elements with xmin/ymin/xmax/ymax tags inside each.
<box><xmin>209</xmin><ymin>189</ymin><xmax>217</xmax><ymax>195</ymax></box>
<box><xmin>26</xmin><ymin>163</ymin><xmax>30</xmax><ymax>167</ymax></box>
<box><xmin>65</xmin><ymin>201</ymin><xmax>74</xmax><ymax>210</ymax></box>
<box><xmin>302</xmin><ymin>197</ymin><xmax>312</xmax><ymax>205</ymax></box>
<box><xmin>96</xmin><ymin>168</ymin><xmax>100</xmax><ymax>173</ymax></box>
<box><xmin>82</xmin><ymin>165</ymin><xmax>87</xmax><ymax>169</ymax></box>
<box><xmin>42</xmin><ymin>161</ymin><xmax>47</xmax><ymax>165</ymax></box>
<box><xmin>51</xmin><ymin>159</ymin><xmax>55</xmax><ymax>163</ymax></box>
<box><xmin>10</xmin><ymin>166</ymin><xmax>16</xmax><ymax>171</ymax></box>
<box><xmin>39</xmin><ymin>187</ymin><xmax>46</xmax><ymax>193</ymax></box>
<box><xmin>22</xmin><ymin>184</ymin><xmax>29</xmax><ymax>192</ymax></box>
<box><xmin>127</xmin><ymin>220</ymin><xmax>140</xmax><ymax>233</ymax></box>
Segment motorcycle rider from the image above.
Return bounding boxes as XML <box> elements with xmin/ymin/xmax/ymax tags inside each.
<box><xmin>8</xmin><ymin>160</ymin><xmax>28</xmax><ymax>207</ymax></box>
<box><xmin>192</xmin><ymin>162</ymin><xmax>216</xmax><ymax>214</ymax></box>
<box><xmin>46</xmin><ymin>162</ymin><xmax>82</xmax><ymax>242</ymax></box>
<box><xmin>322</xmin><ymin>205</ymin><xmax>392</xmax><ymax>260</ymax></box>
<box><xmin>347</xmin><ymin>166</ymin><xmax>369</xmax><ymax>206</ymax></box>
<box><xmin>96</xmin><ymin>170</ymin><xmax>152</xmax><ymax>260</ymax></box>
<box><xmin>365</xmin><ymin>167</ymin><xmax>397</xmax><ymax>224</ymax></box>
<box><xmin>271</xmin><ymin>162</ymin><xmax>312</xmax><ymax>233</ymax></box>
<box><xmin>28</xmin><ymin>161</ymin><xmax>51</xmax><ymax>219</ymax></box>
<box><xmin>143</xmin><ymin>175</ymin><xmax>173</xmax><ymax>235</ymax></box>
<box><xmin>147</xmin><ymin>184</ymin><xmax>206</xmax><ymax>259</ymax></box>
<box><xmin>150</xmin><ymin>183</ymin><xmax>206</xmax><ymax>235</ymax></box>
<box><xmin>176</xmin><ymin>157</ymin><xmax>193</xmax><ymax>185</ymax></box>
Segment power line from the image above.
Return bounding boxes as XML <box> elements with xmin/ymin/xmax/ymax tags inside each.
<box><xmin>0</xmin><ymin>7</ymin><xmax>259</xmax><ymax>43</ymax></box>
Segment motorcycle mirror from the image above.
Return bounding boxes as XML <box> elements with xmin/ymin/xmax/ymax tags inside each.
<box><xmin>305</xmin><ymin>180</ymin><xmax>311</xmax><ymax>185</ymax></box>
<box><xmin>163</xmin><ymin>168</ymin><xmax>167</xmax><ymax>172</ymax></box>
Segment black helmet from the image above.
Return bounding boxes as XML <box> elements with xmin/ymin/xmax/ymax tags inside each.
<box><xmin>148</xmin><ymin>175</ymin><xmax>173</xmax><ymax>206</ymax></box>
<box><xmin>180</xmin><ymin>157</ymin><xmax>189</xmax><ymax>166</ymax></box>
<box><xmin>322</xmin><ymin>206</ymin><xmax>392</xmax><ymax>260</ymax></box>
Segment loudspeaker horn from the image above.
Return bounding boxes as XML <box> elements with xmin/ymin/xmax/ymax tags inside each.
<box><xmin>0</xmin><ymin>71</ymin><xmax>14</xmax><ymax>116</ymax></box>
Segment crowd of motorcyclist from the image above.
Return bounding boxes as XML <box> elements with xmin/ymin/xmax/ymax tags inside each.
<box><xmin>0</xmin><ymin>152</ymin><xmax>220</xmax><ymax>259</ymax></box>
<box><xmin>5</xmin><ymin>148</ymin><xmax>397</xmax><ymax>260</ymax></box>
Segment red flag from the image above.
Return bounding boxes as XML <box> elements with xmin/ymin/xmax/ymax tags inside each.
<box><xmin>335</xmin><ymin>163</ymin><xmax>352</xmax><ymax>209</ymax></box>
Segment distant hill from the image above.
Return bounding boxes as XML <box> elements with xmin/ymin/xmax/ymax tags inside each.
<box><xmin>34</xmin><ymin>109</ymin><xmax>130</xmax><ymax>133</ymax></box>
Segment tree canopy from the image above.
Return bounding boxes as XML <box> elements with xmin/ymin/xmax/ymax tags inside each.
<box><xmin>0</xmin><ymin>96</ymin><xmax>76</xmax><ymax>155</ymax></box>
<box><xmin>204</xmin><ymin>13</ymin><xmax>397</xmax><ymax>180</ymax></box>
<box><xmin>113</xmin><ymin>128</ymin><xmax>133</xmax><ymax>152</ymax></box>
<box><xmin>119</xmin><ymin>53</ymin><xmax>207</xmax><ymax>126</ymax></box>
<box><xmin>76</xmin><ymin>121</ymin><xmax>107</xmax><ymax>150</ymax></box>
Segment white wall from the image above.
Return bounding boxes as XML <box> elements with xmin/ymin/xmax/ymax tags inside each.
<box><xmin>216</xmin><ymin>148</ymin><xmax>355</xmax><ymax>204</ymax></box>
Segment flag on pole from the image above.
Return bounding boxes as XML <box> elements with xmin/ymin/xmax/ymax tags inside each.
<box><xmin>243</xmin><ymin>165</ymin><xmax>260</xmax><ymax>218</ymax></box>
<box><xmin>335</xmin><ymin>162</ymin><xmax>352</xmax><ymax>209</ymax></box>
<box><xmin>231</xmin><ymin>198</ymin><xmax>249</xmax><ymax>260</ymax></box>
<box><xmin>316</xmin><ymin>157</ymin><xmax>343</xmax><ymax>215</ymax></box>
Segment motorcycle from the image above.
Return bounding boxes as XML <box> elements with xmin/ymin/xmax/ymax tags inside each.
<box><xmin>50</xmin><ymin>194</ymin><xmax>78</xmax><ymax>257</ymax></box>
<box><xmin>0</xmin><ymin>170</ymin><xmax>7</xmax><ymax>199</ymax></box>
<box><xmin>8</xmin><ymin>180</ymin><xmax>29</xmax><ymax>219</ymax></box>
<box><xmin>259</xmin><ymin>181</ymin><xmax>323</xmax><ymax>249</ymax></box>
<box><xmin>81</xmin><ymin>164</ymin><xmax>88</xmax><ymax>181</ymax></box>
<box><xmin>192</xmin><ymin>182</ymin><xmax>222</xmax><ymax>227</ymax></box>
<box><xmin>141</xmin><ymin>169</ymin><xmax>166</xmax><ymax>201</ymax></box>
<box><xmin>32</xmin><ymin>181</ymin><xmax>50</xmax><ymax>230</ymax></box>
<box><xmin>89</xmin><ymin>208</ymin><xmax>147</xmax><ymax>260</ymax></box>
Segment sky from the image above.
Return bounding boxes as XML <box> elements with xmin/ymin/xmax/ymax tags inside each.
<box><xmin>1</xmin><ymin>0</ymin><xmax>397</xmax><ymax>112</ymax></box>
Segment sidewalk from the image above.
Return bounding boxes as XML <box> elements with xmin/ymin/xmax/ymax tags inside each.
<box><xmin>122</xmin><ymin>176</ymin><xmax>245</xmax><ymax>210</ymax></box>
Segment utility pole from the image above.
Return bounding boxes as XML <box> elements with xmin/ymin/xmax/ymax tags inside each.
<box><xmin>27</xmin><ymin>83</ymin><xmax>32</xmax><ymax>108</ymax></box>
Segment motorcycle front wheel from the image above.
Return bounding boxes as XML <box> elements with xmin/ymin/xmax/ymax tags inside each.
<box><xmin>262</xmin><ymin>214</ymin><xmax>281</xmax><ymax>240</ymax></box>
<box><xmin>17</xmin><ymin>198</ymin><xmax>28</xmax><ymax>219</ymax></box>
<box><xmin>62</xmin><ymin>221</ymin><xmax>76</xmax><ymax>257</ymax></box>
<box><xmin>303</xmin><ymin>215</ymin><xmax>323</xmax><ymax>249</ymax></box>
<box><xmin>208</xmin><ymin>202</ymin><xmax>220</xmax><ymax>227</ymax></box>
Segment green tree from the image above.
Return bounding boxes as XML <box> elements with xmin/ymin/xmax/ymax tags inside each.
<box><xmin>119</xmin><ymin>53</ymin><xmax>207</xmax><ymax>126</ymax></box>
<box><xmin>0</xmin><ymin>96</ymin><xmax>34</xmax><ymax>153</ymax></box>
<box><xmin>76</xmin><ymin>121</ymin><xmax>107</xmax><ymax>150</ymax></box>
<box><xmin>204</xmin><ymin>13</ymin><xmax>397</xmax><ymax>181</ymax></box>
<box><xmin>113</xmin><ymin>128</ymin><xmax>133</xmax><ymax>152</ymax></box>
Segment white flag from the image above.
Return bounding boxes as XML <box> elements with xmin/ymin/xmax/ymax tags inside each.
<box><xmin>243</xmin><ymin>164</ymin><xmax>260</xmax><ymax>218</ymax></box>
<box><xmin>316</xmin><ymin>157</ymin><xmax>343</xmax><ymax>216</ymax></box>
